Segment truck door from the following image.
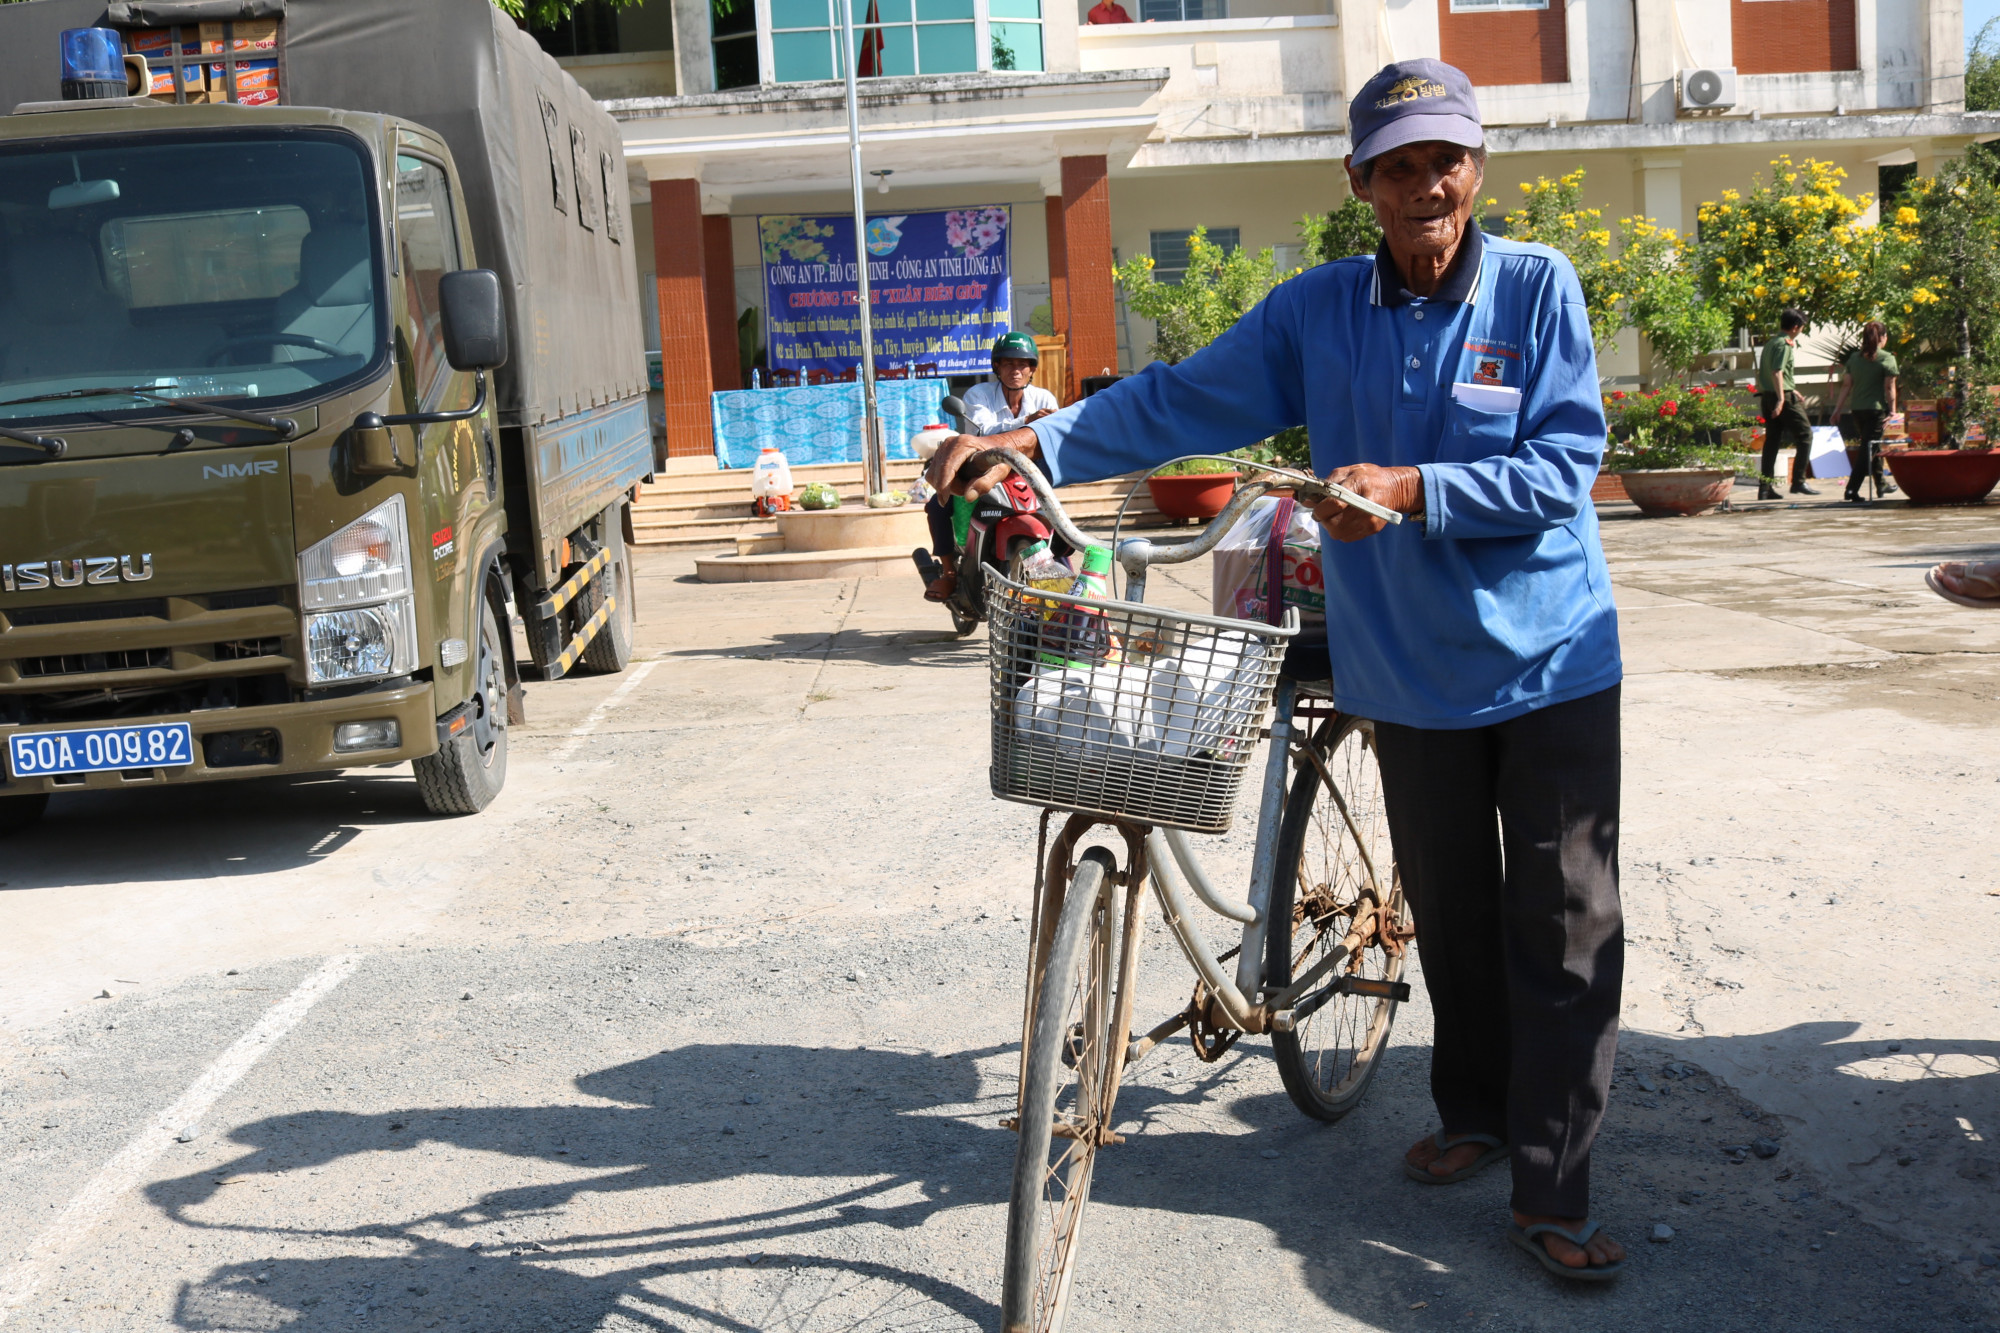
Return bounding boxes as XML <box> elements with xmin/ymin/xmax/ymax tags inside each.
<box><xmin>393</xmin><ymin>153</ymin><xmax>489</xmax><ymax>684</ymax></box>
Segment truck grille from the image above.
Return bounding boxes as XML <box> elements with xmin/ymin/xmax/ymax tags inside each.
<box><xmin>0</xmin><ymin>586</ymin><xmax>300</xmax><ymax>722</ymax></box>
<box><xmin>18</xmin><ymin>647</ymin><xmax>173</xmax><ymax>678</ymax></box>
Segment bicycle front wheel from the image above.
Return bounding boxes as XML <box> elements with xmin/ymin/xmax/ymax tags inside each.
<box><xmin>1266</xmin><ymin>714</ymin><xmax>1409</xmax><ymax>1123</ymax></box>
<box><xmin>1001</xmin><ymin>846</ymin><xmax>1122</xmax><ymax>1333</ymax></box>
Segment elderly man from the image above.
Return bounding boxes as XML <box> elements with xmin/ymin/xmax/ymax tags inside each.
<box><xmin>928</xmin><ymin>58</ymin><xmax>1627</xmax><ymax>1279</ymax></box>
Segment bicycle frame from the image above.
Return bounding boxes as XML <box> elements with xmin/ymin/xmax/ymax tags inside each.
<box><xmin>985</xmin><ymin>447</ymin><xmax>1404</xmax><ymax>1053</ymax></box>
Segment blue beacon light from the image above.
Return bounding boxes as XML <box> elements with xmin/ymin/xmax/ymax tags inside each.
<box><xmin>60</xmin><ymin>27</ymin><xmax>128</xmax><ymax>101</ymax></box>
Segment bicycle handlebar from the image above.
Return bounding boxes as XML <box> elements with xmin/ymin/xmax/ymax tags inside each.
<box><xmin>952</xmin><ymin>447</ymin><xmax>1403</xmax><ymax>578</ymax></box>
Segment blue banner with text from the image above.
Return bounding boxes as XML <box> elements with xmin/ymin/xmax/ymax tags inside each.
<box><xmin>759</xmin><ymin>206</ymin><xmax>1012</xmax><ymax>378</ymax></box>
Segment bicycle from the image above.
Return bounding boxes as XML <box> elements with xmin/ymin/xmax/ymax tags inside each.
<box><xmin>972</xmin><ymin>448</ymin><xmax>1418</xmax><ymax>1333</ymax></box>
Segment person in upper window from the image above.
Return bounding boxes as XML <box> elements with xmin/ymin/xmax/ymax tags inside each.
<box><xmin>922</xmin><ymin>332</ymin><xmax>1057</xmax><ymax>601</ymax></box>
<box><xmin>1087</xmin><ymin>0</ymin><xmax>1135</xmax><ymax>22</ymax></box>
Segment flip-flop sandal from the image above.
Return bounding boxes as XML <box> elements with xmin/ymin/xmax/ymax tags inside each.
<box><xmin>1508</xmin><ymin>1219</ymin><xmax>1626</xmax><ymax>1282</ymax></box>
<box><xmin>1402</xmin><ymin>1130</ymin><xmax>1510</xmax><ymax>1185</ymax></box>
<box><xmin>1926</xmin><ymin>563</ymin><xmax>2000</xmax><ymax>609</ymax></box>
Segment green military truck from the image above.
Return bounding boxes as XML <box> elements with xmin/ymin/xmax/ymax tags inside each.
<box><xmin>0</xmin><ymin>0</ymin><xmax>653</xmax><ymax>832</ymax></box>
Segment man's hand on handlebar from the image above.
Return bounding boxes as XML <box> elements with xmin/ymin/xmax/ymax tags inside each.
<box><xmin>1311</xmin><ymin>464</ymin><xmax>1423</xmax><ymax>542</ymax></box>
<box><xmin>926</xmin><ymin>426</ymin><xmax>1040</xmax><ymax>499</ymax></box>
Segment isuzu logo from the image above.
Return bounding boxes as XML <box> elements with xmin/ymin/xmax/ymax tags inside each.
<box><xmin>1</xmin><ymin>554</ymin><xmax>154</xmax><ymax>593</ymax></box>
<box><xmin>203</xmin><ymin>460</ymin><xmax>279</xmax><ymax>480</ymax></box>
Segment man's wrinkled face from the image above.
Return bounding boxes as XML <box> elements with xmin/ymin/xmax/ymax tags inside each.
<box><xmin>994</xmin><ymin>357</ymin><xmax>1036</xmax><ymax>389</ymax></box>
<box><xmin>1347</xmin><ymin>141</ymin><xmax>1484</xmax><ymax>259</ymax></box>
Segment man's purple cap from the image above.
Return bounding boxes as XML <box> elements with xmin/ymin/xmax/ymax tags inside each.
<box><xmin>1348</xmin><ymin>58</ymin><xmax>1484</xmax><ymax>166</ymax></box>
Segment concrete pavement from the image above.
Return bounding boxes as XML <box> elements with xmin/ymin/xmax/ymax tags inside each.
<box><xmin>0</xmin><ymin>495</ymin><xmax>1995</xmax><ymax>1330</ymax></box>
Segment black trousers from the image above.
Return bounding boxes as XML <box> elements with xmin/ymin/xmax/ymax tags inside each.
<box><xmin>1374</xmin><ymin>684</ymin><xmax>1623</xmax><ymax>1218</ymax></box>
<box><xmin>1844</xmin><ymin>409</ymin><xmax>1887</xmax><ymax>499</ymax></box>
<box><xmin>1760</xmin><ymin>391</ymin><xmax>1813</xmax><ymax>488</ymax></box>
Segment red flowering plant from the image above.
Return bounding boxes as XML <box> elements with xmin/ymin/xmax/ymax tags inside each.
<box><xmin>1600</xmin><ymin>383</ymin><xmax>1756</xmax><ymax>471</ymax></box>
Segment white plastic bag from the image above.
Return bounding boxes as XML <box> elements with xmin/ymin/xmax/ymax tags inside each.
<box><xmin>1143</xmin><ymin>632</ymin><xmax>1260</xmax><ymax>758</ymax></box>
<box><xmin>1014</xmin><ymin>667</ymin><xmax>1141</xmax><ymax>753</ymax></box>
<box><xmin>1211</xmin><ymin>496</ymin><xmax>1325</xmax><ymax>627</ymax></box>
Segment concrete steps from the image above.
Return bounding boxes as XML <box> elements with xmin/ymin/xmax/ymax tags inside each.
<box><xmin>631</xmin><ymin>460</ymin><xmax>1172</xmax><ymax>549</ymax></box>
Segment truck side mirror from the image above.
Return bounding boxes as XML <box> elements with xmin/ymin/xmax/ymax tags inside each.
<box><xmin>439</xmin><ymin>269</ymin><xmax>508</xmax><ymax>372</ymax></box>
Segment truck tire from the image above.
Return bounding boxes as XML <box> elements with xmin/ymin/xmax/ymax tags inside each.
<box><xmin>0</xmin><ymin>794</ymin><xmax>47</xmax><ymax>837</ymax></box>
<box><xmin>414</xmin><ymin>594</ymin><xmax>509</xmax><ymax>815</ymax></box>
<box><xmin>575</xmin><ymin>502</ymin><xmax>634</xmax><ymax>675</ymax></box>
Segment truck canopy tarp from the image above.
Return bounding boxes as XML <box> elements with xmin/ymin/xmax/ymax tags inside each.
<box><xmin>0</xmin><ymin>0</ymin><xmax>646</xmax><ymax>430</ymax></box>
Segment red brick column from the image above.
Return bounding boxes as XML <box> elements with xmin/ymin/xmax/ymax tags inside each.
<box><xmin>1060</xmin><ymin>155</ymin><xmax>1117</xmax><ymax>382</ymax></box>
<box><xmin>702</xmin><ymin>214</ymin><xmax>742</xmax><ymax>394</ymax></box>
<box><xmin>1044</xmin><ymin>194</ymin><xmax>1072</xmax><ymax>401</ymax></box>
<box><xmin>650</xmin><ymin>179</ymin><xmax>715</xmax><ymax>458</ymax></box>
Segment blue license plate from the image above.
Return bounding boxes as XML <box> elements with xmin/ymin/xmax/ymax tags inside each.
<box><xmin>7</xmin><ymin>722</ymin><xmax>194</xmax><ymax>777</ymax></box>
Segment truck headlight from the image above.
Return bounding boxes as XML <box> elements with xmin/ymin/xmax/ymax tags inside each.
<box><xmin>299</xmin><ymin>495</ymin><xmax>416</xmax><ymax>684</ymax></box>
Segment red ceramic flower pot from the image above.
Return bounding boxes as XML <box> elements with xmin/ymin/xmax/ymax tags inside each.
<box><xmin>1147</xmin><ymin>472</ymin><xmax>1239</xmax><ymax>521</ymax></box>
<box><xmin>1615</xmin><ymin>468</ymin><xmax>1736</xmax><ymax>518</ymax></box>
<box><xmin>1883</xmin><ymin>449</ymin><xmax>2000</xmax><ymax>505</ymax></box>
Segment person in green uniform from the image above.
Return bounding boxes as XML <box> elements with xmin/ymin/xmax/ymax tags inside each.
<box><xmin>1757</xmin><ymin>308</ymin><xmax>1815</xmax><ymax>499</ymax></box>
<box><xmin>1830</xmin><ymin>319</ymin><xmax>1900</xmax><ymax>502</ymax></box>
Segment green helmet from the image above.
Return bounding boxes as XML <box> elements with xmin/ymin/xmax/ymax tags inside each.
<box><xmin>991</xmin><ymin>331</ymin><xmax>1040</xmax><ymax>365</ymax></box>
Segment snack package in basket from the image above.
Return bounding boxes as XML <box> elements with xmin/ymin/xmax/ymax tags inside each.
<box><xmin>1212</xmin><ymin>496</ymin><xmax>1325</xmax><ymax>627</ymax></box>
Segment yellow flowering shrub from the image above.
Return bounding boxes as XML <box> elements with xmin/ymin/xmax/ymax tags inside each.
<box><xmin>1694</xmin><ymin>156</ymin><xmax>1888</xmax><ymax>333</ymax></box>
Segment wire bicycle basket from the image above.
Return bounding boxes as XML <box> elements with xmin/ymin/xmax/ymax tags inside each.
<box><xmin>986</xmin><ymin>571</ymin><xmax>1296</xmax><ymax>835</ymax></box>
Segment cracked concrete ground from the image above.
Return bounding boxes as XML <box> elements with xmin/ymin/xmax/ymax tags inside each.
<box><xmin>0</xmin><ymin>493</ymin><xmax>1995</xmax><ymax>1331</ymax></box>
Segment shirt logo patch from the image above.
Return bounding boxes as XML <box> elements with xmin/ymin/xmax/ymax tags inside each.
<box><xmin>1474</xmin><ymin>358</ymin><xmax>1504</xmax><ymax>385</ymax></box>
<box><xmin>1376</xmin><ymin>76</ymin><xmax>1447</xmax><ymax>108</ymax></box>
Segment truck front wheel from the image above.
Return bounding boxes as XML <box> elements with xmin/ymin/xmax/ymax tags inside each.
<box><xmin>414</xmin><ymin>595</ymin><xmax>509</xmax><ymax>815</ymax></box>
<box><xmin>0</xmin><ymin>794</ymin><xmax>48</xmax><ymax>837</ymax></box>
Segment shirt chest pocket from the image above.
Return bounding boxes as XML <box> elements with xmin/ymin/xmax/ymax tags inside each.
<box><xmin>1442</xmin><ymin>400</ymin><xmax>1520</xmax><ymax>463</ymax></box>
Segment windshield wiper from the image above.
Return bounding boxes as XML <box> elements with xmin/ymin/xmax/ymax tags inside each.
<box><xmin>0</xmin><ymin>384</ymin><xmax>296</xmax><ymax>438</ymax></box>
<box><xmin>0</xmin><ymin>425</ymin><xmax>65</xmax><ymax>459</ymax></box>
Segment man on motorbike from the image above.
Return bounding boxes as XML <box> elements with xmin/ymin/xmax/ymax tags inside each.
<box><xmin>926</xmin><ymin>59</ymin><xmax>1629</xmax><ymax>1281</ymax></box>
<box><xmin>923</xmin><ymin>332</ymin><xmax>1058</xmax><ymax>601</ymax></box>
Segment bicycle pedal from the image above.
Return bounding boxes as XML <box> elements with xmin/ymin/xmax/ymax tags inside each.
<box><xmin>1000</xmin><ymin>1115</ymin><xmax>1019</xmax><ymax>1133</ymax></box>
<box><xmin>1341</xmin><ymin>977</ymin><xmax>1412</xmax><ymax>1001</ymax></box>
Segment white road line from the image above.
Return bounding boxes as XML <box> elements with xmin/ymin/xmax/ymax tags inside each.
<box><xmin>550</xmin><ymin>658</ymin><xmax>659</xmax><ymax>762</ymax></box>
<box><xmin>0</xmin><ymin>953</ymin><xmax>364</xmax><ymax>1321</ymax></box>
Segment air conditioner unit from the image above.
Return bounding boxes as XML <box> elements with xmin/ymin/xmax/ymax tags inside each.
<box><xmin>1679</xmin><ymin>67</ymin><xmax>1738</xmax><ymax>111</ymax></box>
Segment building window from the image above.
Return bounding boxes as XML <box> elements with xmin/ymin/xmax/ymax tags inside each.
<box><xmin>1149</xmin><ymin>227</ymin><xmax>1238</xmax><ymax>284</ymax></box>
<box><xmin>714</xmin><ymin>0</ymin><xmax>760</xmax><ymax>87</ymax></box>
<box><xmin>1729</xmin><ymin>0</ymin><xmax>1856</xmax><ymax>74</ymax></box>
<box><xmin>1438</xmin><ymin>0</ymin><xmax>1568</xmax><ymax>84</ymax></box>
<box><xmin>989</xmin><ymin>0</ymin><xmax>1044</xmax><ymax>70</ymax></box>
<box><xmin>1140</xmin><ymin>0</ymin><xmax>1223</xmax><ymax>19</ymax></box>
<box><xmin>769</xmin><ymin>0</ymin><xmax>1040</xmax><ymax>81</ymax></box>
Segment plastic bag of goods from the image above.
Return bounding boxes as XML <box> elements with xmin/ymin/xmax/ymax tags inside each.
<box><xmin>1142</xmin><ymin>631</ymin><xmax>1262</xmax><ymax>759</ymax></box>
<box><xmin>1013</xmin><ymin>666</ymin><xmax>1143</xmax><ymax>754</ymax></box>
<box><xmin>1211</xmin><ymin>496</ymin><xmax>1325</xmax><ymax>628</ymax></box>
<box><xmin>798</xmin><ymin>481</ymin><xmax>841</xmax><ymax>510</ymax></box>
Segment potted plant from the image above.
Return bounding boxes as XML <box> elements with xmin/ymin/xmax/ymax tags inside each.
<box><xmin>1603</xmin><ymin>384</ymin><xmax>1756</xmax><ymax>516</ymax></box>
<box><xmin>1147</xmin><ymin>456</ymin><xmax>1241</xmax><ymax>521</ymax></box>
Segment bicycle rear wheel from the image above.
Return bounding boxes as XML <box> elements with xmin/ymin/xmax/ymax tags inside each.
<box><xmin>1266</xmin><ymin>715</ymin><xmax>1409</xmax><ymax>1123</ymax></box>
<box><xmin>1001</xmin><ymin>846</ymin><xmax>1122</xmax><ymax>1333</ymax></box>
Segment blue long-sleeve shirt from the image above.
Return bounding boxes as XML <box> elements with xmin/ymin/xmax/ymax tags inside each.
<box><xmin>1028</xmin><ymin>231</ymin><xmax>1622</xmax><ymax>730</ymax></box>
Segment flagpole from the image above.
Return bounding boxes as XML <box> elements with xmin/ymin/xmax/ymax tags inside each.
<box><xmin>839</xmin><ymin>0</ymin><xmax>884</xmax><ymax>500</ymax></box>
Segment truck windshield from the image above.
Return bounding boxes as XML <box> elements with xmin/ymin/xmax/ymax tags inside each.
<box><xmin>0</xmin><ymin>131</ymin><xmax>381</xmax><ymax>424</ymax></box>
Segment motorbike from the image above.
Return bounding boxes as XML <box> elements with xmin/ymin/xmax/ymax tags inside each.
<box><xmin>910</xmin><ymin>395</ymin><xmax>1072</xmax><ymax>637</ymax></box>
